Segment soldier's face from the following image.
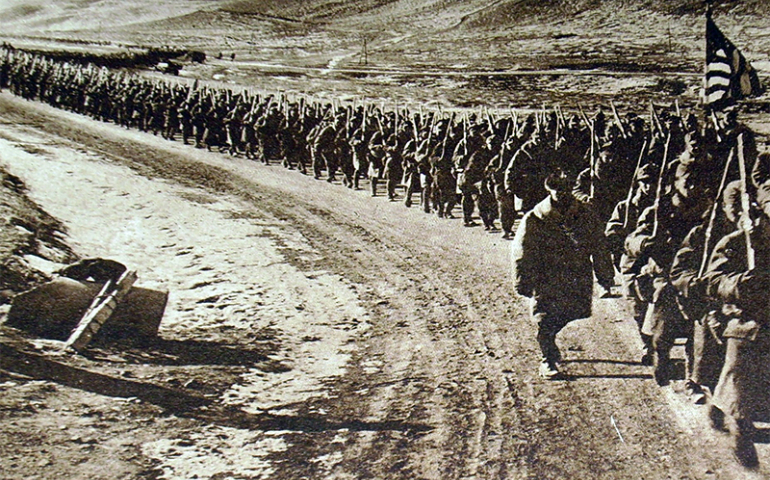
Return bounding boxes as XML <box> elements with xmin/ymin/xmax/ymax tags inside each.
<box><xmin>547</xmin><ymin>186</ymin><xmax>573</xmax><ymax>206</ymax></box>
<box><xmin>722</xmin><ymin>200</ymin><xmax>742</xmax><ymax>225</ymax></box>
<box><xmin>675</xmin><ymin>173</ymin><xmax>703</xmax><ymax>199</ymax></box>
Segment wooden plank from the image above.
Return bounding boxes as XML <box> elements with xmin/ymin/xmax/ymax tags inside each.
<box><xmin>63</xmin><ymin>270</ymin><xmax>137</xmax><ymax>352</ymax></box>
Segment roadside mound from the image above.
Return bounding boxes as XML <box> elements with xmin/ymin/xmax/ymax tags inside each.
<box><xmin>0</xmin><ymin>166</ymin><xmax>76</xmax><ymax>303</ymax></box>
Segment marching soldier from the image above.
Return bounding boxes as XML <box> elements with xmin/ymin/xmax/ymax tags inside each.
<box><xmin>512</xmin><ymin>171</ymin><xmax>614</xmax><ymax>379</ymax></box>
<box><xmin>703</xmin><ymin>184</ymin><xmax>770</xmax><ymax>469</ymax></box>
<box><xmin>670</xmin><ymin>181</ymin><xmax>742</xmax><ymax>403</ymax></box>
<box><xmin>384</xmin><ymin>133</ymin><xmax>404</xmax><ymax>201</ymax></box>
<box><xmin>625</xmin><ymin>154</ymin><xmax>712</xmax><ymax>386</ymax></box>
<box><xmin>605</xmin><ymin>163</ymin><xmax>656</xmax><ymax>364</ymax></box>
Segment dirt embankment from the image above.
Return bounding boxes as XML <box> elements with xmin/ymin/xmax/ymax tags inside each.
<box><xmin>0</xmin><ymin>166</ymin><xmax>76</xmax><ymax>301</ymax></box>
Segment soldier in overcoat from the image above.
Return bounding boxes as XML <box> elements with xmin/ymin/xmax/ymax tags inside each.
<box><xmin>702</xmin><ymin>185</ymin><xmax>770</xmax><ymax>469</ymax></box>
<box><xmin>511</xmin><ymin>171</ymin><xmax>614</xmax><ymax>379</ymax></box>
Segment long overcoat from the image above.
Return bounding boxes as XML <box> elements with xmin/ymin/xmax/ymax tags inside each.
<box><xmin>511</xmin><ymin>196</ymin><xmax>614</xmax><ymax>320</ymax></box>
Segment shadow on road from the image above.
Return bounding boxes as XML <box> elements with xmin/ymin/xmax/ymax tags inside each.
<box><xmin>83</xmin><ymin>337</ymin><xmax>280</xmax><ymax>368</ymax></box>
<box><xmin>0</xmin><ymin>342</ymin><xmax>432</xmax><ymax>435</ymax></box>
<box><xmin>563</xmin><ymin>358</ymin><xmax>647</xmax><ymax>367</ymax></box>
<box><xmin>560</xmin><ymin>373</ymin><xmax>653</xmax><ymax>380</ymax></box>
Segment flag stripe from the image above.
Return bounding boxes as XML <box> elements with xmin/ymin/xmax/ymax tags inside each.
<box><xmin>702</xmin><ymin>15</ymin><xmax>764</xmax><ymax>110</ymax></box>
<box><xmin>706</xmin><ymin>63</ymin><xmax>732</xmax><ymax>75</ymax></box>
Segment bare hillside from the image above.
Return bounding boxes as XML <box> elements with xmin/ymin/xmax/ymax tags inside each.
<box><xmin>2</xmin><ymin>0</ymin><xmax>769</xmax><ymax>74</ymax></box>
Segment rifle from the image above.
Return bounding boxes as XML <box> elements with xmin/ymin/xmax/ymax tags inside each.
<box><xmin>651</xmin><ymin>132</ymin><xmax>672</xmax><ymax>239</ymax></box>
<box><xmin>589</xmin><ymin>120</ymin><xmax>596</xmax><ymax>198</ymax></box>
<box><xmin>623</xmin><ymin>138</ymin><xmax>649</xmax><ymax>229</ymax></box>
<box><xmin>737</xmin><ymin>132</ymin><xmax>755</xmax><ymax>269</ymax></box>
<box><xmin>494</xmin><ymin>119</ymin><xmax>513</xmax><ymax>177</ymax></box>
<box><xmin>649</xmin><ymin>100</ymin><xmax>663</xmax><ymax>138</ymax></box>
<box><xmin>374</xmin><ymin>109</ymin><xmax>386</xmax><ymax>139</ymax></box>
<box><xmin>462</xmin><ymin>111</ymin><xmax>468</xmax><ymax>157</ymax></box>
<box><xmin>555</xmin><ymin>116</ymin><xmax>560</xmax><ymax>150</ymax></box>
<box><xmin>699</xmin><ymin>147</ymin><xmax>735</xmax><ymax>276</ymax></box>
<box><xmin>418</xmin><ymin>104</ymin><xmax>424</xmax><ymax>131</ymax></box>
<box><xmin>577</xmin><ymin>104</ymin><xmax>590</xmax><ymax>128</ymax></box>
<box><xmin>610</xmin><ymin>100</ymin><xmax>627</xmax><ymax>139</ymax></box>
<box><xmin>485</xmin><ymin>106</ymin><xmax>495</xmax><ymax>135</ymax></box>
<box><xmin>440</xmin><ymin>113</ymin><xmax>456</xmax><ymax>160</ymax></box>
<box><xmin>510</xmin><ymin>108</ymin><xmax>519</xmax><ymax>137</ymax></box>
<box><xmin>709</xmin><ymin>109</ymin><xmax>723</xmax><ymax>143</ymax></box>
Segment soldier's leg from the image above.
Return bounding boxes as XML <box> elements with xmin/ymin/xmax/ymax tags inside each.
<box><xmin>462</xmin><ymin>192</ymin><xmax>476</xmax><ymax>226</ymax></box>
<box><xmin>627</xmin><ymin>275</ymin><xmax>653</xmax><ymax>365</ymax></box>
<box><xmin>313</xmin><ymin>154</ymin><xmax>323</xmax><ymax>179</ymax></box>
<box><xmin>354</xmin><ymin>170</ymin><xmax>361</xmax><ymax>190</ymax></box>
<box><xmin>431</xmin><ymin>184</ymin><xmax>442</xmax><ymax>216</ymax></box>
<box><xmin>421</xmin><ymin>182</ymin><xmax>432</xmax><ymax>213</ymax></box>
<box><xmin>533</xmin><ymin>311</ymin><xmax>565</xmax><ymax>379</ymax></box>
<box><xmin>404</xmin><ymin>180</ymin><xmax>414</xmax><ymax>207</ymax></box>
<box><xmin>634</xmin><ymin>297</ymin><xmax>653</xmax><ymax>366</ymax></box>
<box><xmin>387</xmin><ymin>177</ymin><xmax>398</xmax><ymax>200</ymax></box>
<box><xmin>691</xmin><ymin>313</ymin><xmax>726</xmax><ymax>394</ymax></box>
<box><xmin>445</xmin><ymin>193</ymin><xmax>458</xmax><ymax>218</ymax></box>
<box><xmin>648</xmin><ymin>290</ymin><xmax>686</xmax><ymax>386</ymax></box>
<box><xmin>711</xmin><ymin>335</ymin><xmax>770</xmax><ymax>468</ymax></box>
<box><xmin>499</xmin><ymin>194</ymin><xmax>516</xmax><ymax>237</ymax></box>
<box><xmin>298</xmin><ymin>153</ymin><xmax>308</xmax><ymax>174</ymax></box>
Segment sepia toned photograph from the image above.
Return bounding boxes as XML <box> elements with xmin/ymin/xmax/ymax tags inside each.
<box><xmin>1</xmin><ymin>1</ymin><xmax>770</xmax><ymax>478</ymax></box>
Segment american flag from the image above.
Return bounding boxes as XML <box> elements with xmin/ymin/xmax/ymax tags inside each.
<box><xmin>703</xmin><ymin>12</ymin><xmax>764</xmax><ymax>111</ymax></box>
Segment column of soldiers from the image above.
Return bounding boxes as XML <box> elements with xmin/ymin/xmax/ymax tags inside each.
<box><xmin>0</xmin><ymin>47</ymin><xmax>597</xmax><ymax>235</ymax></box>
<box><xmin>609</xmin><ymin>106</ymin><xmax>770</xmax><ymax>469</ymax></box>
<box><xmin>2</xmin><ymin>46</ymin><xmax>770</xmax><ymax>469</ymax></box>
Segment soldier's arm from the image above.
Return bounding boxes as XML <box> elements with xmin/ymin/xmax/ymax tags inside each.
<box><xmin>703</xmin><ymin>232</ymin><xmax>755</xmax><ymax>306</ymax></box>
<box><xmin>510</xmin><ymin>214</ymin><xmax>540</xmax><ymax>298</ymax></box>
<box><xmin>669</xmin><ymin>225</ymin><xmax>706</xmax><ymax>299</ymax></box>
<box><xmin>573</xmin><ymin>168</ymin><xmax>593</xmax><ymax>205</ymax></box>
<box><xmin>604</xmin><ymin>200</ymin><xmax>629</xmax><ymax>258</ymax></box>
<box><xmin>624</xmin><ymin>205</ymin><xmax>655</xmax><ymax>257</ymax></box>
<box><xmin>585</xmin><ymin>206</ymin><xmax>615</xmax><ymax>290</ymax></box>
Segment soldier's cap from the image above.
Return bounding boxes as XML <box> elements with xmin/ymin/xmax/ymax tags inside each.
<box><xmin>544</xmin><ymin>170</ymin><xmax>572</xmax><ymax>192</ymax></box>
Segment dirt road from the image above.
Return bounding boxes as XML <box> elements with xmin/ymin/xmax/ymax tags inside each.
<box><xmin>0</xmin><ymin>92</ymin><xmax>761</xmax><ymax>479</ymax></box>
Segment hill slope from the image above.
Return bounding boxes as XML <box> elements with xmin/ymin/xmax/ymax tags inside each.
<box><xmin>1</xmin><ymin>0</ymin><xmax>769</xmax><ymax>110</ymax></box>
<box><xmin>1</xmin><ymin>0</ymin><xmax>768</xmax><ymax>72</ymax></box>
